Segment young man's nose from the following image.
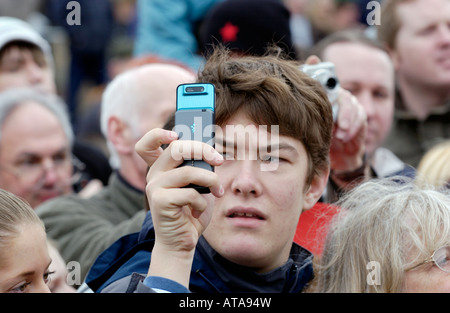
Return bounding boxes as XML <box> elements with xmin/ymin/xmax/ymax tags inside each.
<box><xmin>356</xmin><ymin>91</ymin><xmax>375</xmax><ymax>119</ymax></box>
<box><xmin>436</xmin><ymin>23</ymin><xmax>450</xmax><ymax>47</ymax></box>
<box><xmin>230</xmin><ymin>160</ymin><xmax>262</xmax><ymax>196</ymax></box>
<box><xmin>26</xmin><ymin>62</ymin><xmax>46</xmax><ymax>85</ymax></box>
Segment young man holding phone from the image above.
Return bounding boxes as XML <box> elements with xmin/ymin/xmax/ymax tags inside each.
<box><xmin>85</xmin><ymin>46</ymin><xmax>362</xmax><ymax>293</ymax></box>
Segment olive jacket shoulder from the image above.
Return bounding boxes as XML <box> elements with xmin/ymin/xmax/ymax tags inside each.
<box><xmin>36</xmin><ymin>172</ymin><xmax>146</xmax><ymax>282</ymax></box>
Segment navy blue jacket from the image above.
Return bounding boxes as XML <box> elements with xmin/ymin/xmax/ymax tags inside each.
<box><xmin>86</xmin><ymin>212</ymin><xmax>314</xmax><ymax>293</ymax></box>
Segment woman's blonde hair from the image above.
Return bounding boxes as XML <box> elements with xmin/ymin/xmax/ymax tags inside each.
<box><xmin>310</xmin><ymin>177</ymin><xmax>450</xmax><ymax>292</ymax></box>
<box><xmin>416</xmin><ymin>141</ymin><xmax>450</xmax><ymax>189</ymax></box>
<box><xmin>0</xmin><ymin>189</ymin><xmax>44</xmax><ymax>265</ymax></box>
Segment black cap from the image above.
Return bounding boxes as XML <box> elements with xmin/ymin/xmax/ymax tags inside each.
<box><xmin>199</xmin><ymin>0</ymin><xmax>297</xmax><ymax>59</ymax></box>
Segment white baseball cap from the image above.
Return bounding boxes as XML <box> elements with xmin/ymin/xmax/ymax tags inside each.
<box><xmin>0</xmin><ymin>16</ymin><xmax>53</xmax><ymax>67</ymax></box>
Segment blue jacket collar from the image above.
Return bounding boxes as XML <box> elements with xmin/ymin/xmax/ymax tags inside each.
<box><xmin>86</xmin><ymin>212</ymin><xmax>313</xmax><ymax>293</ymax></box>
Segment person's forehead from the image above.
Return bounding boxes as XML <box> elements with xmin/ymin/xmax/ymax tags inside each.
<box><xmin>396</xmin><ymin>0</ymin><xmax>450</xmax><ymax>30</ymax></box>
<box><xmin>0</xmin><ymin>42</ymin><xmax>42</xmax><ymax>60</ymax></box>
<box><xmin>0</xmin><ymin>224</ymin><xmax>50</xmax><ymax>287</ymax></box>
<box><xmin>1</xmin><ymin>102</ymin><xmax>67</xmax><ymax>150</ymax></box>
<box><xmin>4</xmin><ymin>101</ymin><xmax>58</xmax><ymax>123</ymax></box>
<box><xmin>324</xmin><ymin>42</ymin><xmax>394</xmax><ymax>85</ymax></box>
<box><xmin>217</xmin><ymin>121</ymin><xmax>302</xmax><ymax>155</ymax></box>
<box><xmin>220</xmin><ymin>112</ymin><xmax>271</xmax><ymax>136</ymax></box>
<box><xmin>324</xmin><ymin>42</ymin><xmax>390</xmax><ymax>65</ymax></box>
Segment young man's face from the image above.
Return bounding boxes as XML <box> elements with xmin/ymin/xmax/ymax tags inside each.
<box><xmin>0</xmin><ymin>46</ymin><xmax>56</xmax><ymax>94</ymax></box>
<box><xmin>392</xmin><ymin>0</ymin><xmax>450</xmax><ymax>89</ymax></box>
<box><xmin>203</xmin><ymin>112</ymin><xmax>327</xmax><ymax>273</ymax></box>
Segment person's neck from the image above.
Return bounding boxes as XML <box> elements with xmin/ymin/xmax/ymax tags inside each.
<box><xmin>397</xmin><ymin>75</ymin><xmax>450</xmax><ymax>120</ymax></box>
<box><xmin>118</xmin><ymin>162</ymin><xmax>146</xmax><ymax>192</ymax></box>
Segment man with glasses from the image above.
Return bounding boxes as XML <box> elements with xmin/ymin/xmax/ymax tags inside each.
<box><xmin>0</xmin><ymin>88</ymin><xmax>75</xmax><ymax>209</ymax></box>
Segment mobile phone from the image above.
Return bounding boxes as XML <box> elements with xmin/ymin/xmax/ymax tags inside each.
<box><xmin>174</xmin><ymin>83</ymin><xmax>215</xmax><ymax>194</ymax></box>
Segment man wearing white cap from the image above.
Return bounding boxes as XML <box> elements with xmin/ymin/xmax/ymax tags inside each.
<box><xmin>0</xmin><ymin>16</ymin><xmax>56</xmax><ymax>94</ymax></box>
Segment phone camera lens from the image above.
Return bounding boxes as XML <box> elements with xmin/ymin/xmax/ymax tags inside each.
<box><xmin>186</xmin><ymin>86</ymin><xmax>205</xmax><ymax>93</ymax></box>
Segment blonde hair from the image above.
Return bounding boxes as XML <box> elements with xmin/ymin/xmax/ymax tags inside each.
<box><xmin>416</xmin><ymin>141</ymin><xmax>450</xmax><ymax>189</ymax></box>
<box><xmin>0</xmin><ymin>189</ymin><xmax>44</xmax><ymax>265</ymax></box>
<box><xmin>310</xmin><ymin>177</ymin><xmax>450</xmax><ymax>293</ymax></box>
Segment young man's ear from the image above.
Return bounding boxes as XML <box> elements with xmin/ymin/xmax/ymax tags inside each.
<box><xmin>107</xmin><ymin>116</ymin><xmax>135</xmax><ymax>155</ymax></box>
<box><xmin>302</xmin><ymin>167</ymin><xmax>329</xmax><ymax>211</ymax></box>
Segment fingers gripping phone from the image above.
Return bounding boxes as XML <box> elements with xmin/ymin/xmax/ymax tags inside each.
<box><xmin>174</xmin><ymin>83</ymin><xmax>215</xmax><ymax>194</ymax></box>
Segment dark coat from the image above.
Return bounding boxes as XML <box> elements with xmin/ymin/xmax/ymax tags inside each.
<box><xmin>86</xmin><ymin>212</ymin><xmax>314</xmax><ymax>293</ymax></box>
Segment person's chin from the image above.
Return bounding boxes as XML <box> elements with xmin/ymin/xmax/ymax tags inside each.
<box><xmin>218</xmin><ymin>232</ymin><xmax>268</xmax><ymax>263</ymax></box>
<box><xmin>38</xmin><ymin>191</ymin><xmax>62</xmax><ymax>204</ymax></box>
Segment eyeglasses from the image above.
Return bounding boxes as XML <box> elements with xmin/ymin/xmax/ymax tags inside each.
<box><xmin>405</xmin><ymin>245</ymin><xmax>450</xmax><ymax>273</ymax></box>
<box><xmin>0</xmin><ymin>153</ymin><xmax>83</xmax><ymax>190</ymax></box>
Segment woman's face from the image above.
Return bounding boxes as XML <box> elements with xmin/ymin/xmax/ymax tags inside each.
<box><xmin>0</xmin><ymin>223</ymin><xmax>52</xmax><ymax>293</ymax></box>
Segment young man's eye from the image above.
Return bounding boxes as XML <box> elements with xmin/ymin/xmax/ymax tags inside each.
<box><xmin>0</xmin><ymin>57</ymin><xmax>22</xmax><ymax>72</ymax></box>
<box><xmin>261</xmin><ymin>155</ymin><xmax>280</xmax><ymax>163</ymax></box>
<box><xmin>2</xmin><ymin>64</ymin><xmax>20</xmax><ymax>73</ymax></box>
<box><xmin>43</xmin><ymin>271</ymin><xmax>55</xmax><ymax>284</ymax></box>
<box><xmin>418</xmin><ymin>26</ymin><xmax>436</xmax><ymax>36</ymax></box>
<box><xmin>373</xmin><ymin>90</ymin><xmax>389</xmax><ymax>99</ymax></box>
<box><xmin>9</xmin><ymin>281</ymin><xmax>31</xmax><ymax>293</ymax></box>
<box><xmin>218</xmin><ymin>151</ymin><xmax>235</xmax><ymax>160</ymax></box>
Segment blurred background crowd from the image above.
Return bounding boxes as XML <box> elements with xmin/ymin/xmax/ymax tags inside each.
<box><xmin>0</xmin><ymin>0</ymin><xmax>378</xmax><ymax>158</ymax></box>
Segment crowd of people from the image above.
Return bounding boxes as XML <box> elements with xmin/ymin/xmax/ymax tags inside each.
<box><xmin>0</xmin><ymin>0</ymin><xmax>449</xmax><ymax>294</ymax></box>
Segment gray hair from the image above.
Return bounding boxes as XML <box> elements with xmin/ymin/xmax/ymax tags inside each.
<box><xmin>0</xmin><ymin>88</ymin><xmax>73</xmax><ymax>147</ymax></box>
<box><xmin>310</xmin><ymin>176</ymin><xmax>450</xmax><ymax>293</ymax></box>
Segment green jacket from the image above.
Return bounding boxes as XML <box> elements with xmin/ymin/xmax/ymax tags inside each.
<box><xmin>383</xmin><ymin>95</ymin><xmax>450</xmax><ymax>168</ymax></box>
<box><xmin>36</xmin><ymin>172</ymin><xmax>146</xmax><ymax>283</ymax></box>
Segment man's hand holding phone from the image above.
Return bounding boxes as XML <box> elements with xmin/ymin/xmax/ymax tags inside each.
<box><xmin>134</xmin><ymin>83</ymin><xmax>223</xmax><ymax>289</ymax></box>
<box><xmin>136</xmin><ymin>128</ymin><xmax>224</xmax><ymax>289</ymax></box>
